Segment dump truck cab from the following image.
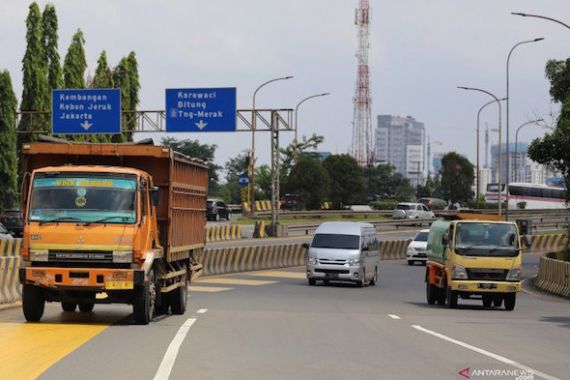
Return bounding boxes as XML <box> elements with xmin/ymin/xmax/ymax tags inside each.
<box><xmin>425</xmin><ymin>213</ymin><xmax>522</xmax><ymax>310</ymax></box>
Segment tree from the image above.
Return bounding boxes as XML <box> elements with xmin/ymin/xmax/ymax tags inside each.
<box><xmin>416</xmin><ymin>174</ymin><xmax>443</xmax><ymax>199</ymax></box>
<box><xmin>439</xmin><ymin>152</ymin><xmax>474</xmax><ymax>203</ymax></box>
<box><xmin>366</xmin><ymin>164</ymin><xmax>414</xmax><ymax>201</ymax></box>
<box><xmin>222</xmin><ymin>154</ymin><xmax>248</xmax><ymax>204</ymax></box>
<box><xmin>41</xmin><ymin>4</ymin><xmax>62</xmax><ymax>90</ymax></box>
<box><xmin>323</xmin><ymin>154</ymin><xmax>364</xmax><ymax>207</ymax></box>
<box><xmin>288</xmin><ymin>156</ymin><xmax>329</xmax><ymax>210</ymax></box>
<box><xmin>280</xmin><ymin>134</ymin><xmax>324</xmax><ymax>192</ymax></box>
<box><xmin>92</xmin><ymin>51</ymin><xmax>114</xmax><ymax>88</ymax></box>
<box><xmin>255</xmin><ymin>165</ymin><xmax>272</xmax><ymax>200</ymax></box>
<box><xmin>161</xmin><ymin>137</ymin><xmax>221</xmax><ymax>193</ymax></box>
<box><xmin>63</xmin><ymin>29</ymin><xmax>87</xmax><ymax>88</ymax></box>
<box><xmin>0</xmin><ymin>71</ymin><xmax>18</xmax><ymax>211</ymax></box>
<box><xmin>18</xmin><ymin>2</ymin><xmax>49</xmax><ymax>149</ymax></box>
<box><xmin>113</xmin><ymin>53</ymin><xmax>140</xmax><ymax>142</ymax></box>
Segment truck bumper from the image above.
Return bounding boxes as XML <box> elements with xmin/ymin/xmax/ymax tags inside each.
<box><xmin>451</xmin><ymin>280</ymin><xmax>520</xmax><ymax>293</ymax></box>
<box><xmin>20</xmin><ymin>267</ymin><xmax>145</xmax><ymax>291</ymax></box>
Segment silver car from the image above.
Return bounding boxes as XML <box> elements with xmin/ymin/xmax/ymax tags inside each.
<box><xmin>392</xmin><ymin>202</ymin><xmax>435</xmax><ymax>220</ymax></box>
<box><xmin>305</xmin><ymin>222</ymin><xmax>379</xmax><ymax>287</ymax></box>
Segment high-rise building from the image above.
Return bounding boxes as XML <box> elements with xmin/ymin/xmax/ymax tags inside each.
<box><xmin>374</xmin><ymin>115</ymin><xmax>425</xmax><ymax>186</ymax></box>
<box><xmin>491</xmin><ymin>143</ymin><xmax>527</xmax><ymax>183</ymax></box>
<box><xmin>432</xmin><ymin>153</ymin><xmax>444</xmax><ymax>176</ymax></box>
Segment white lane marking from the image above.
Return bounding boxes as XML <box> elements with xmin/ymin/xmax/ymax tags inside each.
<box><xmin>411</xmin><ymin>325</ymin><xmax>560</xmax><ymax>380</ymax></box>
<box><xmin>387</xmin><ymin>314</ymin><xmax>401</xmax><ymax>320</ymax></box>
<box><xmin>153</xmin><ymin>318</ymin><xmax>197</xmax><ymax>380</ymax></box>
<box><xmin>196</xmin><ymin>308</ymin><xmax>208</xmax><ymax>314</ymax></box>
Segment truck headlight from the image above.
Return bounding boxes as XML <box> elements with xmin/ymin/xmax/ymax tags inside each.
<box><xmin>113</xmin><ymin>250</ymin><xmax>133</xmax><ymax>263</ymax></box>
<box><xmin>30</xmin><ymin>249</ymin><xmax>49</xmax><ymax>262</ymax></box>
<box><xmin>451</xmin><ymin>265</ymin><xmax>468</xmax><ymax>280</ymax></box>
<box><xmin>348</xmin><ymin>259</ymin><xmax>360</xmax><ymax>266</ymax></box>
<box><xmin>308</xmin><ymin>257</ymin><xmax>317</xmax><ymax>265</ymax></box>
<box><xmin>506</xmin><ymin>267</ymin><xmax>521</xmax><ymax>281</ymax></box>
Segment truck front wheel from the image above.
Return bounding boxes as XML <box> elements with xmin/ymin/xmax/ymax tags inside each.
<box><xmin>446</xmin><ymin>287</ymin><xmax>458</xmax><ymax>309</ymax></box>
<box><xmin>133</xmin><ymin>270</ymin><xmax>156</xmax><ymax>325</ymax></box>
<box><xmin>23</xmin><ymin>284</ymin><xmax>45</xmax><ymax>322</ymax></box>
<box><xmin>504</xmin><ymin>293</ymin><xmax>516</xmax><ymax>311</ymax></box>
<box><xmin>170</xmin><ymin>273</ymin><xmax>188</xmax><ymax>315</ymax></box>
<box><xmin>426</xmin><ymin>281</ymin><xmax>437</xmax><ymax>305</ymax></box>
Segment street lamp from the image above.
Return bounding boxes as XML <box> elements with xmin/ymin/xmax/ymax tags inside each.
<box><xmin>458</xmin><ymin>86</ymin><xmax>504</xmax><ymax>216</ymax></box>
<box><xmin>294</xmin><ymin>92</ymin><xmax>330</xmax><ymax>153</ymax></box>
<box><xmin>514</xmin><ymin>119</ymin><xmax>551</xmax><ymax>182</ymax></box>
<box><xmin>506</xmin><ymin>38</ymin><xmax>544</xmax><ymax>219</ymax></box>
<box><xmin>250</xmin><ymin>75</ymin><xmax>293</xmax><ymax>214</ymax></box>
<box><xmin>477</xmin><ymin>98</ymin><xmax>506</xmax><ymax>199</ymax></box>
<box><xmin>512</xmin><ymin>12</ymin><xmax>570</xmax><ymax>31</ymax></box>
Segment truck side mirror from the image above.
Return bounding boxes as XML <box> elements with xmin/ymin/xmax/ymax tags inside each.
<box><xmin>150</xmin><ymin>187</ymin><xmax>161</xmax><ymax>206</ymax></box>
<box><xmin>441</xmin><ymin>235</ymin><xmax>449</xmax><ymax>246</ymax></box>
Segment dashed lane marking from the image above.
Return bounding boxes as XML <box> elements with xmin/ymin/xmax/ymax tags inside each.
<box><xmin>153</xmin><ymin>318</ymin><xmax>196</xmax><ymax>380</ymax></box>
<box><xmin>196</xmin><ymin>309</ymin><xmax>208</xmax><ymax>314</ymax></box>
<box><xmin>188</xmin><ymin>286</ymin><xmax>234</xmax><ymax>293</ymax></box>
<box><xmin>387</xmin><ymin>314</ymin><xmax>401</xmax><ymax>320</ymax></box>
<box><xmin>196</xmin><ymin>278</ymin><xmax>277</xmax><ymax>286</ymax></box>
<box><xmin>412</xmin><ymin>325</ymin><xmax>560</xmax><ymax>380</ymax></box>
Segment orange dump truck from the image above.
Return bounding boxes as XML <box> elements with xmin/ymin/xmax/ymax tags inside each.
<box><xmin>19</xmin><ymin>141</ymin><xmax>208</xmax><ymax>324</ymax></box>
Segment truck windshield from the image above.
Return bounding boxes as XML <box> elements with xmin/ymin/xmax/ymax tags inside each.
<box><xmin>311</xmin><ymin>234</ymin><xmax>360</xmax><ymax>250</ymax></box>
<box><xmin>29</xmin><ymin>174</ymin><xmax>137</xmax><ymax>224</ymax></box>
<box><xmin>454</xmin><ymin>222</ymin><xmax>519</xmax><ymax>257</ymax></box>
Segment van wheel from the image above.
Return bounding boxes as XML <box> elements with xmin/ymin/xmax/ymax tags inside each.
<box><xmin>504</xmin><ymin>293</ymin><xmax>516</xmax><ymax>311</ymax></box>
<box><xmin>308</xmin><ymin>278</ymin><xmax>316</xmax><ymax>286</ymax></box>
<box><xmin>61</xmin><ymin>302</ymin><xmax>77</xmax><ymax>312</ymax></box>
<box><xmin>446</xmin><ymin>287</ymin><xmax>458</xmax><ymax>308</ymax></box>
<box><xmin>408</xmin><ymin>260</ymin><xmax>414</xmax><ymax>266</ymax></box>
<box><xmin>358</xmin><ymin>270</ymin><xmax>366</xmax><ymax>287</ymax></box>
<box><xmin>23</xmin><ymin>284</ymin><xmax>45</xmax><ymax>322</ymax></box>
<box><xmin>370</xmin><ymin>268</ymin><xmax>378</xmax><ymax>286</ymax></box>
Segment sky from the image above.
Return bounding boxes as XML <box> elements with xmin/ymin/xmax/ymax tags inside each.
<box><xmin>1</xmin><ymin>0</ymin><xmax>569</xmax><ymax>174</ymax></box>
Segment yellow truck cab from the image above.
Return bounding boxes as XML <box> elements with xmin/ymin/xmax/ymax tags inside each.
<box><xmin>425</xmin><ymin>213</ymin><xmax>522</xmax><ymax>310</ymax></box>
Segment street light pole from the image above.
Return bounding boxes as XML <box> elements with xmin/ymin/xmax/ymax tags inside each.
<box><xmin>514</xmin><ymin>119</ymin><xmax>549</xmax><ymax>182</ymax></box>
<box><xmin>458</xmin><ymin>86</ymin><xmax>504</xmax><ymax>216</ymax></box>
<box><xmin>512</xmin><ymin>12</ymin><xmax>570</xmax><ymax>31</ymax></box>
<box><xmin>506</xmin><ymin>38</ymin><xmax>543</xmax><ymax>220</ymax></box>
<box><xmin>294</xmin><ymin>92</ymin><xmax>330</xmax><ymax>157</ymax></box>
<box><xmin>250</xmin><ymin>76</ymin><xmax>293</xmax><ymax>214</ymax></box>
<box><xmin>477</xmin><ymin>98</ymin><xmax>506</xmax><ymax>200</ymax></box>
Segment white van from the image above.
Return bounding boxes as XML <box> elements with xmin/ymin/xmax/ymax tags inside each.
<box><xmin>304</xmin><ymin>222</ymin><xmax>379</xmax><ymax>286</ymax></box>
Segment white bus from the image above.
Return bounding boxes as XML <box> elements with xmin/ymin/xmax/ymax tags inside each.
<box><xmin>485</xmin><ymin>183</ymin><xmax>567</xmax><ymax>209</ymax></box>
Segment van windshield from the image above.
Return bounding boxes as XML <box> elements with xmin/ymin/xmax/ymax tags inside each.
<box><xmin>454</xmin><ymin>223</ymin><xmax>519</xmax><ymax>257</ymax></box>
<box><xmin>311</xmin><ymin>234</ymin><xmax>360</xmax><ymax>250</ymax></box>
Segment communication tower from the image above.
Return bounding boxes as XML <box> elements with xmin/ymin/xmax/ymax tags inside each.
<box><xmin>350</xmin><ymin>0</ymin><xmax>373</xmax><ymax>166</ymax></box>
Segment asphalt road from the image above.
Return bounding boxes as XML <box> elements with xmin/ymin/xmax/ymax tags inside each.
<box><xmin>0</xmin><ymin>251</ymin><xmax>568</xmax><ymax>380</ymax></box>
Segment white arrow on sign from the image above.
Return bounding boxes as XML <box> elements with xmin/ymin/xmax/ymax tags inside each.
<box><xmin>80</xmin><ymin>120</ymin><xmax>93</xmax><ymax>131</ymax></box>
<box><xmin>195</xmin><ymin>120</ymin><xmax>208</xmax><ymax>130</ymax></box>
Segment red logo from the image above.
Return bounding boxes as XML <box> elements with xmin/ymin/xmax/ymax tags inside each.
<box><xmin>458</xmin><ymin>367</ymin><xmax>471</xmax><ymax>379</ymax></box>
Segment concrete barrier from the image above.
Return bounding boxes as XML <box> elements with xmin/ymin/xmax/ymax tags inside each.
<box><xmin>526</xmin><ymin>234</ymin><xmax>567</xmax><ymax>255</ymax></box>
<box><xmin>200</xmin><ymin>244</ymin><xmax>307</xmax><ymax>276</ymax></box>
<box><xmin>379</xmin><ymin>240</ymin><xmax>411</xmax><ymax>260</ymax></box>
<box><xmin>206</xmin><ymin>224</ymin><xmax>242</xmax><ymax>242</ymax></box>
<box><xmin>535</xmin><ymin>255</ymin><xmax>570</xmax><ymax>298</ymax></box>
<box><xmin>0</xmin><ymin>239</ymin><xmax>22</xmax><ymax>305</ymax></box>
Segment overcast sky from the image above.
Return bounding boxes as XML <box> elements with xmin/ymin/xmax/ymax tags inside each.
<box><xmin>1</xmin><ymin>0</ymin><xmax>569</xmax><ymax>171</ymax></box>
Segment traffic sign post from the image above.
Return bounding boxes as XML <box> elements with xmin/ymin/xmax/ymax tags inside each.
<box><xmin>52</xmin><ymin>89</ymin><xmax>121</xmax><ymax>135</ymax></box>
<box><xmin>165</xmin><ymin>87</ymin><xmax>237</xmax><ymax>132</ymax></box>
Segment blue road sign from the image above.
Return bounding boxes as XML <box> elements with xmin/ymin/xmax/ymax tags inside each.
<box><xmin>238</xmin><ymin>172</ymin><xmax>250</xmax><ymax>188</ymax></box>
<box><xmin>52</xmin><ymin>89</ymin><xmax>121</xmax><ymax>134</ymax></box>
<box><xmin>166</xmin><ymin>87</ymin><xmax>236</xmax><ymax>132</ymax></box>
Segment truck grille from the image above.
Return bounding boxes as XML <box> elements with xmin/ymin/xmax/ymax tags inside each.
<box><xmin>467</xmin><ymin>268</ymin><xmax>508</xmax><ymax>281</ymax></box>
<box><xmin>49</xmin><ymin>250</ymin><xmax>113</xmax><ymax>263</ymax></box>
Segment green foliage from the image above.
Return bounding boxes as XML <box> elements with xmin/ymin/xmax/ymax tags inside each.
<box><xmin>369</xmin><ymin>200</ymin><xmax>399</xmax><ymax>210</ymax></box>
<box><xmin>416</xmin><ymin>175</ymin><xmax>442</xmax><ymax>199</ymax></box>
<box><xmin>63</xmin><ymin>29</ymin><xmax>87</xmax><ymax>88</ymax></box>
<box><xmin>365</xmin><ymin>164</ymin><xmax>414</xmax><ymax>201</ymax></box>
<box><xmin>439</xmin><ymin>152</ymin><xmax>474</xmax><ymax>203</ymax></box>
<box><xmin>92</xmin><ymin>51</ymin><xmax>114</xmax><ymax>88</ymax></box>
<box><xmin>18</xmin><ymin>2</ymin><xmax>50</xmax><ymax>149</ymax></box>
<box><xmin>255</xmin><ymin>165</ymin><xmax>272</xmax><ymax>200</ymax></box>
<box><xmin>161</xmin><ymin>137</ymin><xmax>221</xmax><ymax>193</ymax></box>
<box><xmin>323</xmin><ymin>154</ymin><xmax>364</xmax><ymax>207</ymax></box>
<box><xmin>41</xmin><ymin>4</ymin><xmax>62</xmax><ymax>90</ymax></box>
<box><xmin>280</xmin><ymin>134</ymin><xmax>324</xmax><ymax>192</ymax></box>
<box><xmin>220</xmin><ymin>154</ymin><xmax>248</xmax><ymax>203</ymax></box>
<box><xmin>288</xmin><ymin>156</ymin><xmax>330</xmax><ymax>210</ymax></box>
<box><xmin>113</xmin><ymin>53</ymin><xmax>140</xmax><ymax>142</ymax></box>
<box><xmin>0</xmin><ymin>71</ymin><xmax>18</xmax><ymax>211</ymax></box>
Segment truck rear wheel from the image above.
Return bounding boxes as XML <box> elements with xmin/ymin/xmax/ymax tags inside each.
<box><xmin>504</xmin><ymin>293</ymin><xmax>516</xmax><ymax>311</ymax></box>
<box><xmin>79</xmin><ymin>303</ymin><xmax>94</xmax><ymax>312</ymax></box>
<box><xmin>133</xmin><ymin>270</ymin><xmax>156</xmax><ymax>325</ymax></box>
<box><xmin>61</xmin><ymin>302</ymin><xmax>77</xmax><ymax>312</ymax></box>
<box><xmin>23</xmin><ymin>284</ymin><xmax>45</xmax><ymax>322</ymax></box>
<box><xmin>170</xmin><ymin>273</ymin><xmax>188</xmax><ymax>315</ymax></box>
<box><xmin>482</xmin><ymin>295</ymin><xmax>492</xmax><ymax>308</ymax></box>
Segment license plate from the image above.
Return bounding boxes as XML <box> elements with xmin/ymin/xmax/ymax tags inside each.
<box><xmin>327</xmin><ymin>272</ymin><xmax>339</xmax><ymax>279</ymax></box>
<box><xmin>478</xmin><ymin>283</ymin><xmax>497</xmax><ymax>290</ymax></box>
<box><xmin>106</xmin><ymin>281</ymin><xmax>134</xmax><ymax>290</ymax></box>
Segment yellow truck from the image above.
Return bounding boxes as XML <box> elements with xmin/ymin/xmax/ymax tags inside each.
<box><xmin>425</xmin><ymin>213</ymin><xmax>523</xmax><ymax>310</ymax></box>
<box><xmin>19</xmin><ymin>141</ymin><xmax>208</xmax><ymax>324</ymax></box>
